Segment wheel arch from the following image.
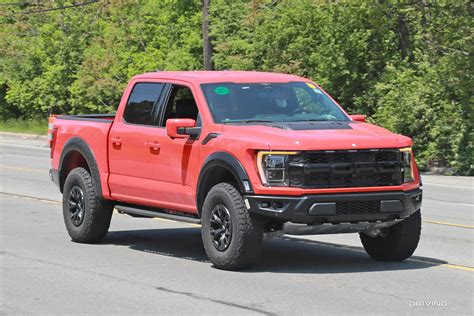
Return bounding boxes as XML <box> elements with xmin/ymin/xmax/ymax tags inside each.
<box><xmin>58</xmin><ymin>137</ymin><xmax>103</xmax><ymax>198</ymax></box>
<box><xmin>196</xmin><ymin>152</ymin><xmax>253</xmax><ymax>215</ymax></box>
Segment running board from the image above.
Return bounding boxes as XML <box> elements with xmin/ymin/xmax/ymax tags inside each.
<box><xmin>115</xmin><ymin>205</ymin><xmax>201</xmax><ymax>225</ymax></box>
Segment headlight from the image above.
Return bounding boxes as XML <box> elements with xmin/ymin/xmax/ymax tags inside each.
<box><xmin>257</xmin><ymin>151</ymin><xmax>298</xmax><ymax>186</ymax></box>
<box><xmin>400</xmin><ymin>147</ymin><xmax>414</xmax><ymax>183</ymax></box>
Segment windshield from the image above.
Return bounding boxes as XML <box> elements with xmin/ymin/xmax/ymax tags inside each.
<box><xmin>201</xmin><ymin>82</ymin><xmax>349</xmax><ymax>124</ymax></box>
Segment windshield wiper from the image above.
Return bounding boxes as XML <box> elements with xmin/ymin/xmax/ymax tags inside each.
<box><xmin>223</xmin><ymin>119</ymin><xmax>274</xmax><ymax>123</ymax></box>
<box><xmin>291</xmin><ymin>119</ymin><xmax>330</xmax><ymax>122</ymax></box>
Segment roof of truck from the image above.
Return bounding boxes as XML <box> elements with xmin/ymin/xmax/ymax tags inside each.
<box><xmin>133</xmin><ymin>71</ymin><xmax>307</xmax><ymax>84</ymax></box>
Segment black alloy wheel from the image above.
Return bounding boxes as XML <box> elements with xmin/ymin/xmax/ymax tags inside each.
<box><xmin>210</xmin><ymin>204</ymin><xmax>232</xmax><ymax>251</ymax></box>
<box><xmin>68</xmin><ymin>186</ymin><xmax>85</xmax><ymax>226</ymax></box>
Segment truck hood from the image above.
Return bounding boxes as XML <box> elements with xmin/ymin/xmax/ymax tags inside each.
<box><xmin>222</xmin><ymin>121</ymin><xmax>412</xmax><ymax>150</ymax></box>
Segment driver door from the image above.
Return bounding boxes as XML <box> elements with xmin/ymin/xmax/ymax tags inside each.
<box><xmin>147</xmin><ymin>83</ymin><xmax>202</xmax><ymax>213</ymax></box>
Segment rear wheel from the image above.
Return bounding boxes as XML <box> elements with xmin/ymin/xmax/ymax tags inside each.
<box><xmin>63</xmin><ymin>167</ymin><xmax>113</xmax><ymax>243</ymax></box>
<box><xmin>360</xmin><ymin>210</ymin><xmax>421</xmax><ymax>261</ymax></box>
<box><xmin>201</xmin><ymin>183</ymin><xmax>263</xmax><ymax>270</ymax></box>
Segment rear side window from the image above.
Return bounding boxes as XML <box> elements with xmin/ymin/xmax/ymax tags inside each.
<box><xmin>123</xmin><ymin>83</ymin><xmax>164</xmax><ymax>125</ymax></box>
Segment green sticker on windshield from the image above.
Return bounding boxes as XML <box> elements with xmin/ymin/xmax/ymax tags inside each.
<box><xmin>214</xmin><ymin>86</ymin><xmax>230</xmax><ymax>95</ymax></box>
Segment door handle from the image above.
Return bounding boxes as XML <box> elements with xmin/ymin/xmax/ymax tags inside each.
<box><xmin>111</xmin><ymin>137</ymin><xmax>122</xmax><ymax>145</ymax></box>
<box><xmin>146</xmin><ymin>141</ymin><xmax>161</xmax><ymax>150</ymax></box>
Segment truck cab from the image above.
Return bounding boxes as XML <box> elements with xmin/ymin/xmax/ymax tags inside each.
<box><xmin>49</xmin><ymin>71</ymin><xmax>422</xmax><ymax>270</ymax></box>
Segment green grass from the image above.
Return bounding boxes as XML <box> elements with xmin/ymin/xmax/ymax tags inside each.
<box><xmin>0</xmin><ymin>118</ymin><xmax>48</xmax><ymax>135</ymax></box>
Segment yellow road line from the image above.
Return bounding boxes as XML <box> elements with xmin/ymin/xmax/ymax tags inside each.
<box><xmin>0</xmin><ymin>165</ymin><xmax>48</xmax><ymax>173</ymax></box>
<box><xmin>0</xmin><ymin>192</ymin><xmax>59</xmax><ymax>204</ymax></box>
<box><xmin>408</xmin><ymin>258</ymin><xmax>474</xmax><ymax>272</ymax></box>
<box><xmin>423</xmin><ymin>220</ymin><xmax>473</xmax><ymax>229</ymax></box>
<box><xmin>438</xmin><ymin>263</ymin><xmax>474</xmax><ymax>272</ymax></box>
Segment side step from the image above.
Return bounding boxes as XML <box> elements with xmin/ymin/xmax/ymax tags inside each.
<box><xmin>115</xmin><ymin>205</ymin><xmax>201</xmax><ymax>225</ymax></box>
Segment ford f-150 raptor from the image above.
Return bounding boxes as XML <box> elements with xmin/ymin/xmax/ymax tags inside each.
<box><xmin>49</xmin><ymin>71</ymin><xmax>422</xmax><ymax>270</ymax></box>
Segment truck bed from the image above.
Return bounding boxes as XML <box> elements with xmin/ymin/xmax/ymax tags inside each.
<box><xmin>50</xmin><ymin>113</ymin><xmax>116</xmax><ymax>199</ymax></box>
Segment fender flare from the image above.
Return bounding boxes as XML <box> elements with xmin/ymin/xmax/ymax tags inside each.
<box><xmin>58</xmin><ymin>137</ymin><xmax>103</xmax><ymax>198</ymax></box>
<box><xmin>196</xmin><ymin>152</ymin><xmax>253</xmax><ymax>211</ymax></box>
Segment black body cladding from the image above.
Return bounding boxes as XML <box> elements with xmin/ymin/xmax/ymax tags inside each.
<box><xmin>196</xmin><ymin>152</ymin><xmax>253</xmax><ymax>213</ymax></box>
<box><xmin>57</xmin><ymin>137</ymin><xmax>103</xmax><ymax>197</ymax></box>
<box><xmin>245</xmin><ymin>189</ymin><xmax>422</xmax><ymax>224</ymax></box>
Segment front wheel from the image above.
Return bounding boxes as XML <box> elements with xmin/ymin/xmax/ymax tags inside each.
<box><xmin>62</xmin><ymin>167</ymin><xmax>113</xmax><ymax>243</ymax></box>
<box><xmin>201</xmin><ymin>183</ymin><xmax>263</xmax><ymax>270</ymax></box>
<box><xmin>360</xmin><ymin>210</ymin><xmax>421</xmax><ymax>261</ymax></box>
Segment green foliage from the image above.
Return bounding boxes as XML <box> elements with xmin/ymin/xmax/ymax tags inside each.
<box><xmin>0</xmin><ymin>0</ymin><xmax>471</xmax><ymax>174</ymax></box>
<box><xmin>0</xmin><ymin>0</ymin><xmax>202</xmax><ymax>116</ymax></box>
<box><xmin>370</xmin><ymin>61</ymin><xmax>471</xmax><ymax>174</ymax></box>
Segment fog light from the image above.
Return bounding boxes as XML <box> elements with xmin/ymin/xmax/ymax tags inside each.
<box><xmin>260</xmin><ymin>202</ymin><xmax>270</xmax><ymax>208</ymax></box>
<box><xmin>271</xmin><ymin>202</ymin><xmax>283</xmax><ymax>209</ymax></box>
<box><xmin>412</xmin><ymin>193</ymin><xmax>422</xmax><ymax>205</ymax></box>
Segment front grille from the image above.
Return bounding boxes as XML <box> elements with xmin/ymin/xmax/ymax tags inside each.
<box><xmin>288</xmin><ymin>149</ymin><xmax>403</xmax><ymax>188</ymax></box>
<box><xmin>336</xmin><ymin>200</ymin><xmax>381</xmax><ymax>214</ymax></box>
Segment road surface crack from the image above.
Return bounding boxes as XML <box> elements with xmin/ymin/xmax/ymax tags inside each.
<box><xmin>155</xmin><ymin>286</ymin><xmax>276</xmax><ymax>315</ymax></box>
<box><xmin>361</xmin><ymin>287</ymin><xmax>411</xmax><ymax>301</ymax></box>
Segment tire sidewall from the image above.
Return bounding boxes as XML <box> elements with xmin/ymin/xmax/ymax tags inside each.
<box><xmin>63</xmin><ymin>170</ymin><xmax>93</xmax><ymax>239</ymax></box>
<box><xmin>360</xmin><ymin>210</ymin><xmax>421</xmax><ymax>261</ymax></box>
<box><xmin>201</xmin><ymin>187</ymin><xmax>242</xmax><ymax>263</ymax></box>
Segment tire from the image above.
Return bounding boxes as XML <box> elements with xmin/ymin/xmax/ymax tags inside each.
<box><xmin>201</xmin><ymin>183</ymin><xmax>263</xmax><ymax>270</ymax></box>
<box><xmin>62</xmin><ymin>167</ymin><xmax>113</xmax><ymax>243</ymax></box>
<box><xmin>360</xmin><ymin>210</ymin><xmax>421</xmax><ymax>261</ymax></box>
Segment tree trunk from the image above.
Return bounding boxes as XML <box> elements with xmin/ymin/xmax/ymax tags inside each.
<box><xmin>202</xmin><ymin>0</ymin><xmax>213</xmax><ymax>70</ymax></box>
<box><xmin>396</xmin><ymin>13</ymin><xmax>414</xmax><ymax>62</ymax></box>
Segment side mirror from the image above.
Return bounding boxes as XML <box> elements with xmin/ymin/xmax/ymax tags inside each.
<box><xmin>166</xmin><ymin>118</ymin><xmax>200</xmax><ymax>139</ymax></box>
<box><xmin>349</xmin><ymin>114</ymin><xmax>366</xmax><ymax>123</ymax></box>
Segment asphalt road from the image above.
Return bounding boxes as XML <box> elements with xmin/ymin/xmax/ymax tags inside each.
<box><xmin>1</xmin><ymin>133</ymin><xmax>473</xmax><ymax>315</ymax></box>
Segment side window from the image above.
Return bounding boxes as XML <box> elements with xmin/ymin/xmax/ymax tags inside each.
<box><xmin>123</xmin><ymin>83</ymin><xmax>164</xmax><ymax>125</ymax></box>
<box><xmin>161</xmin><ymin>85</ymin><xmax>199</xmax><ymax>126</ymax></box>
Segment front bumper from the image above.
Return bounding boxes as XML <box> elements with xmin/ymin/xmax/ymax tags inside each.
<box><xmin>244</xmin><ymin>188</ymin><xmax>422</xmax><ymax>224</ymax></box>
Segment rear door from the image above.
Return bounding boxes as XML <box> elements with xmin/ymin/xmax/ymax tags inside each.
<box><xmin>108</xmin><ymin>81</ymin><xmax>167</xmax><ymax>202</ymax></box>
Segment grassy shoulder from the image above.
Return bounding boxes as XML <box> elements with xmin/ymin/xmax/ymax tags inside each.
<box><xmin>0</xmin><ymin>118</ymin><xmax>48</xmax><ymax>135</ymax></box>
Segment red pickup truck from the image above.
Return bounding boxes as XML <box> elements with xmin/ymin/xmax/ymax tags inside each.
<box><xmin>49</xmin><ymin>71</ymin><xmax>422</xmax><ymax>270</ymax></box>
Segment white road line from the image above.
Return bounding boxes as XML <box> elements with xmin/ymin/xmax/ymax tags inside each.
<box><xmin>423</xmin><ymin>198</ymin><xmax>473</xmax><ymax>207</ymax></box>
<box><xmin>0</xmin><ymin>143</ymin><xmax>50</xmax><ymax>150</ymax></box>
<box><xmin>0</xmin><ymin>165</ymin><xmax>48</xmax><ymax>173</ymax></box>
<box><xmin>423</xmin><ymin>182</ymin><xmax>473</xmax><ymax>189</ymax></box>
<box><xmin>0</xmin><ymin>153</ymin><xmax>49</xmax><ymax>160</ymax></box>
